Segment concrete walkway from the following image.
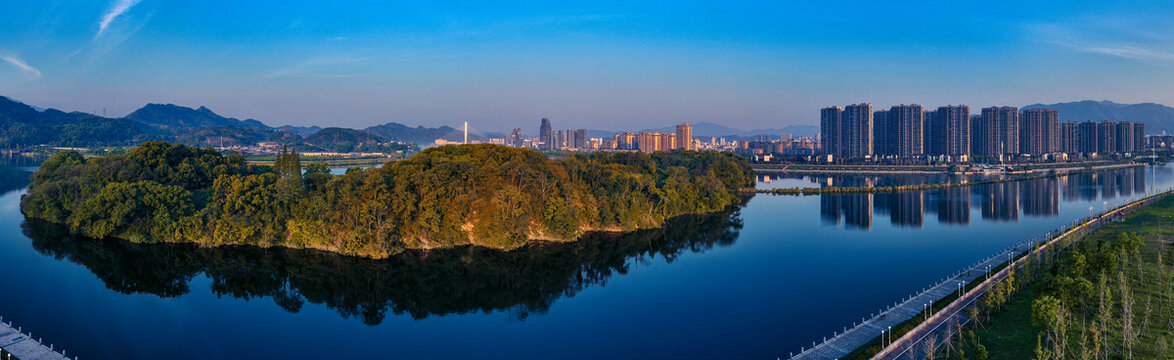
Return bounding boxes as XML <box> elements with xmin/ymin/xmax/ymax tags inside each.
<box><xmin>788</xmin><ymin>239</ymin><xmax>1041</xmax><ymax>360</ymax></box>
<box><xmin>0</xmin><ymin>318</ymin><xmax>70</xmax><ymax>360</ymax></box>
<box><xmin>873</xmin><ymin>191</ymin><xmax>1163</xmax><ymax>360</ymax></box>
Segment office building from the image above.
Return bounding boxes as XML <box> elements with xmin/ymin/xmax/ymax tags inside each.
<box><xmin>573</xmin><ymin>129</ymin><xmax>588</xmax><ymax>149</ymax></box>
<box><xmin>539</xmin><ymin>118</ymin><xmax>553</xmax><ymax>150</ymax></box>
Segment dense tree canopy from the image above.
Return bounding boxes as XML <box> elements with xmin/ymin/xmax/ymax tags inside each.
<box><xmin>22</xmin><ymin>141</ymin><xmax>754</xmax><ymax>258</ymax></box>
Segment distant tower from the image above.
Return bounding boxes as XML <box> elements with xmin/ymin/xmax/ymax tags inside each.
<box><xmin>539</xmin><ymin>118</ymin><xmax>553</xmax><ymax>150</ymax></box>
<box><xmin>464</xmin><ymin>121</ymin><xmax>468</xmax><ymax>144</ymax></box>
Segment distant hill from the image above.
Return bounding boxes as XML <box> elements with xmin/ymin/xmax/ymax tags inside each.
<box><xmin>363</xmin><ymin>121</ymin><xmax>506</xmax><ymax>144</ymax></box>
<box><xmin>302</xmin><ymin>127</ymin><xmax>420</xmax><ymax>153</ymax></box>
<box><xmin>306</xmin><ymin>127</ymin><xmax>386</xmax><ymax>145</ymax></box>
<box><xmin>0</xmin><ymin>96</ymin><xmax>160</xmax><ymax>147</ymax></box>
<box><xmin>174</xmin><ymin>126</ymin><xmax>302</xmax><ymax>148</ymax></box>
<box><xmin>364</xmin><ymin>122</ymin><xmax>457</xmax><ymax>144</ymax></box>
<box><xmin>125</xmin><ymin>104</ymin><xmax>268</xmax><ymax>130</ymax></box>
<box><xmin>1024</xmin><ymin>100</ymin><xmax>1174</xmax><ymax>134</ymax></box>
<box><xmin>276</xmin><ymin>125</ymin><xmax>322</xmax><ymax>137</ymax></box>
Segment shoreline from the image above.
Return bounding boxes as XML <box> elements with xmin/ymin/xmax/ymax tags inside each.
<box><xmin>747</xmin><ymin>162</ymin><xmax>1143</xmax><ymax>195</ymax></box>
<box><xmin>752</xmin><ymin>161</ymin><xmax>1141</xmax><ymax>175</ymax></box>
<box><xmin>23</xmin><ymin>201</ymin><xmax>747</xmax><ymax>260</ymax></box>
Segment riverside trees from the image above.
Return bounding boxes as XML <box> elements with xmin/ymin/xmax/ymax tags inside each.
<box><xmin>22</xmin><ymin>141</ymin><xmax>754</xmax><ymax>258</ymax></box>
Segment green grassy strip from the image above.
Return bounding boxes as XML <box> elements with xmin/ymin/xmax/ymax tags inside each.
<box><xmin>977</xmin><ymin>193</ymin><xmax>1174</xmax><ymax>358</ymax></box>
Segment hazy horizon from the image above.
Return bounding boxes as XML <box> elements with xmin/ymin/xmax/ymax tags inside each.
<box><xmin>4</xmin><ymin>1</ymin><xmax>1174</xmax><ymax>131</ymax></box>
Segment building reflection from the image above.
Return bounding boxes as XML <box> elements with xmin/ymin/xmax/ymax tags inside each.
<box><xmin>978</xmin><ymin>181</ymin><xmax>1019</xmax><ymax>222</ymax></box>
<box><xmin>1021</xmin><ymin>177</ymin><xmax>1059</xmax><ymax>217</ymax></box>
<box><xmin>803</xmin><ymin>166</ymin><xmax>1150</xmax><ymax>230</ymax></box>
<box><xmin>820</xmin><ymin>194</ymin><xmax>873</xmax><ymax>230</ymax></box>
<box><xmin>932</xmin><ymin>187</ymin><xmax>970</xmax><ymax>225</ymax></box>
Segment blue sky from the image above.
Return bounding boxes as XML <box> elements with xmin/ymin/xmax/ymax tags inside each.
<box><xmin>3</xmin><ymin>1</ymin><xmax>1174</xmax><ymax>132</ymax></box>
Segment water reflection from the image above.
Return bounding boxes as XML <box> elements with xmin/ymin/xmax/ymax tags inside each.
<box><xmin>22</xmin><ymin>208</ymin><xmax>743</xmax><ymax>324</ymax></box>
<box><xmin>0</xmin><ymin>157</ymin><xmax>37</xmax><ymax>194</ymax></box>
<box><xmin>808</xmin><ymin>166</ymin><xmax>1151</xmax><ymax>229</ymax></box>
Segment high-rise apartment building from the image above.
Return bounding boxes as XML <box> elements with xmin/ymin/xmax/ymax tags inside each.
<box><xmin>873</xmin><ymin>110</ymin><xmax>891</xmax><ymax>156</ymax></box>
<box><xmin>890</xmin><ymin>104</ymin><xmax>924</xmax><ymax>157</ymax></box>
<box><xmin>968</xmin><ymin>115</ymin><xmax>983</xmax><ymax>156</ymax></box>
<box><xmin>1116</xmin><ymin>121</ymin><xmax>1134</xmax><ymax>153</ymax></box>
<box><xmin>820</xmin><ymin>106</ymin><xmax>843</xmax><ymax>156</ymax></box>
<box><xmin>928</xmin><ymin>105</ymin><xmax>970</xmax><ymax>156</ymax></box>
<box><xmin>616</xmin><ymin>132</ymin><xmax>636</xmax><ymax>150</ymax></box>
<box><xmin>676</xmin><ymin>123</ymin><xmax>694</xmax><ymax>150</ymax></box>
<box><xmin>925</xmin><ymin>110</ymin><xmax>941</xmax><ymax>156</ymax></box>
<box><xmin>1078</xmin><ymin>121</ymin><xmax>1099</xmax><ymax>153</ymax></box>
<box><xmin>1098</xmin><ymin>120</ymin><xmax>1117</xmax><ymax>153</ymax></box>
<box><xmin>539</xmin><ymin>118</ymin><xmax>553</xmax><ymax>150</ymax></box>
<box><xmin>1135</xmin><ymin>123</ymin><xmax>1147</xmax><ymax>152</ymax></box>
<box><xmin>1059</xmin><ymin>121</ymin><xmax>1078</xmax><ymax>153</ymax></box>
<box><xmin>842</xmin><ymin>104</ymin><xmax>872</xmax><ymax>159</ymax></box>
<box><xmin>1019</xmin><ymin>108</ymin><xmax>1058</xmax><ymax>155</ymax></box>
<box><xmin>977</xmin><ymin>107</ymin><xmax>1018</xmax><ymax>157</ymax></box>
<box><xmin>635</xmin><ymin>132</ymin><xmax>677</xmax><ymax>153</ymax></box>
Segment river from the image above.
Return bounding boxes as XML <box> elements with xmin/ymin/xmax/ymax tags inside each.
<box><xmin>0</xmin><ymin>160</ymin><xmax>1169</xmax><ymax>359</ymax></box>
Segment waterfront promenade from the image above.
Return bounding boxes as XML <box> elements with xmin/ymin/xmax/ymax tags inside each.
<box><xmin>0</xmin><ymin>317</ymin><xmax>71</xmax><ymax>360</ymax></box>
<box><xmin>787</xmin><ymin>240</ymin><xmax>1038</xmax><ymax>360</ymax></box>
<box><xmin>788</xmin><ymin>189</ymin><xmax>1167</xmax><ymax>360</ymax></box>
<box><xmin>871</xmin><ymin>190</ymin><xmax>1166</xmax><ymax>360</ymax></box>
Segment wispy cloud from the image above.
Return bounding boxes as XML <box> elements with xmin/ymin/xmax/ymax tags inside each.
<box><xmin>1027</xmin><ymin>16</ymin><xmax>1174</xmax><ymax>64</ymax></box>
<box><xmin>0</xmin><ymin>55</ymin><xmax>42</xmax><ymax>79</ymax></box>
<box><xmin>97</xmin><ymin>0</ymin><xmax>142</xmax><ymax>38</ymax></box>
<box><xmin>1079</xmin><ymin>46</ymin><xmax>1174</xmax><ymax>62</ymax></box>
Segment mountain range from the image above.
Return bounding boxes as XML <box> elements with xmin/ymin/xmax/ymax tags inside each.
<box><xmin>9</xmin><ymin>95</ymin><xmax>1173</xmax><ymax>149</ymax></box>
<box><xmin>1023</xmin><ymin>100</ymin><xmax>1174</xmax><ymax>134</ymax></box>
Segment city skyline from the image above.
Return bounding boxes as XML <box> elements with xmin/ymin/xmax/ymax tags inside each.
<box><xmin>5</xmin><ymin>1</ymin><xmax>1174</xmax><ymax>131</ymax></box>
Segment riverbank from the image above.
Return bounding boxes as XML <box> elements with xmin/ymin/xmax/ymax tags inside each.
<box><xmin>748</xmin><ymin>162</ymin><xmax>1142</xmax><ymax>195</ymax></box>
<box><xmin>972</xmin><ymin>191</ymin><xmax>1174</xmax><ymax>358</ymax></box>
<box><xmin>834</xmin><ymin>187</ymin><xmax>1173</xmax><ymax>360</ymax></box>
<box><xmin>752</xmin><ymin>160</ymin><xmax>1139</xmax><ymax>175</ymax></box>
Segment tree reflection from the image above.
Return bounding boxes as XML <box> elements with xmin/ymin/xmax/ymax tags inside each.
<box><xmin>23</xmin><ymin>207</ymin><xmax>743</xmax><ymax>325</ymax></box>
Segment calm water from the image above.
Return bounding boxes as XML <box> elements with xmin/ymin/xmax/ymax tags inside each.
<box><xmin>0</xmin><ymin>160</ymin><xmax>1170</xmax><ymax>359</ymax></box>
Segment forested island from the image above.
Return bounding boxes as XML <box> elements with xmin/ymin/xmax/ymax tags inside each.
<box><xmin>21</xmin><ymin>142</ymin><xmax>754</xmax><ymax>258</ymax></box>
